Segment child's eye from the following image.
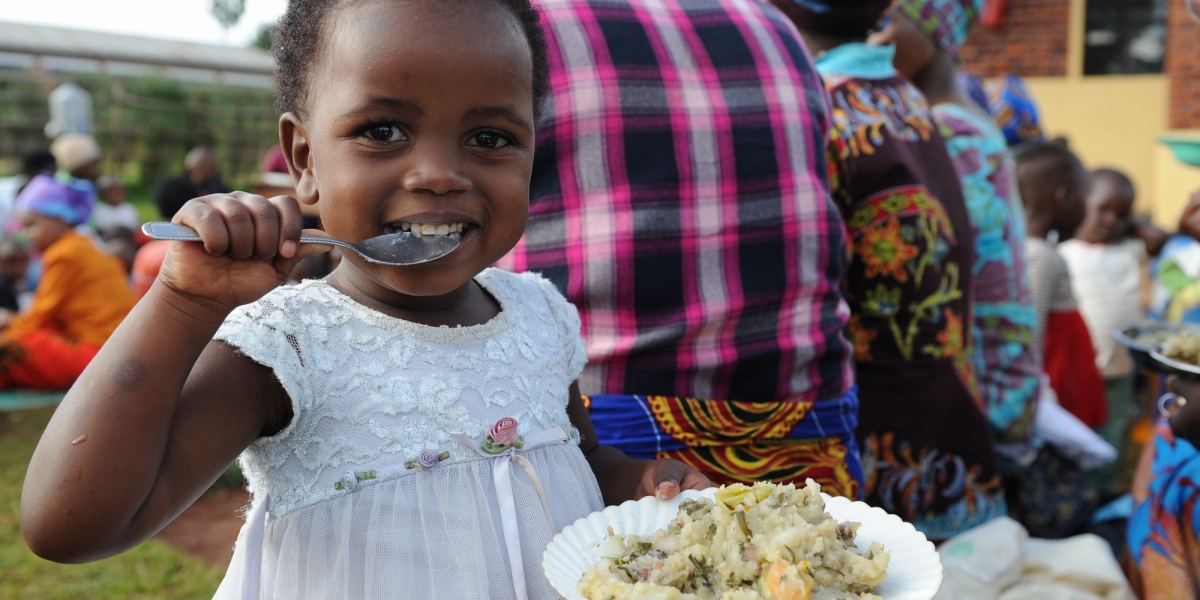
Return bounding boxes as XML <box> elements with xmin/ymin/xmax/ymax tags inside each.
<box><xmin>467</xmin><ymin>131</ymin><xmax>512</xmax><ymax>149</ymax></box>
<box><xmin>364</xmin><ymin>124</ymin><xmax>405</xmax><ymax>143</ymax></box>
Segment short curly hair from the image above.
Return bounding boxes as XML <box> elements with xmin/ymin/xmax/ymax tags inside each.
<box><xmin>273</xmin><ymin>0</ymin><xmax>550</xmax><ymax>119</ymax></box>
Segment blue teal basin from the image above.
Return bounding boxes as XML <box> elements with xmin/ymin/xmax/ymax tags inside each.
<box><xmin>1160</xmin><ymin>135</ymin><xmax>1200</xmax><ymax>167</ymax></box>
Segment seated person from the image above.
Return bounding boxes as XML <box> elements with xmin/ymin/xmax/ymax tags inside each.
<box><xmin>90</xmin><ymin>176</ymin><xmax>141</xmax><ymax>236</ymax></box>
<box><xmin>98</xmin><ymin>227</ymin><xmax>138</xmax><ymax>274</ymax></box>
<box><xmin>0</xmin><ymin>175</ymin><xmax>136</xmax><ymax>389</ymax></box>
<box><xmin>0</xmin><ymin>239</ymin><xmax>30</xmax><ymax>313</ymax></box>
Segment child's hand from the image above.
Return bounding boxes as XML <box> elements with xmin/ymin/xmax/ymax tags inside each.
<box><xmin>157</xmin><ymin>192</ymin><xmax>329</xmax><ymax>311</ymax></box>
<box><xmin>636</xmin><ymin>458</ymin><xmax>712</xmax><ymax>500</ymax></box>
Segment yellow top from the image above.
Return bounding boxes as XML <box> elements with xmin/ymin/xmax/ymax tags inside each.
<box><xmin>9</xmin><ymin>231</ymin><xmax>136</xmax><ymax>347</ymax></box>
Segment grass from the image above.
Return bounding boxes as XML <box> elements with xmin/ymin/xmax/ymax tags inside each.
<box><xmin>0</xmin><ymin>408</ymin><xmax>224</xmax><ymax>599</ymax></box>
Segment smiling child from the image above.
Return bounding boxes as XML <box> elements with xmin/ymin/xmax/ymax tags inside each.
<box><xmin>20</xmin><ymin>1</ymin><xmax>708</xmax><ymax>598</ymax></box>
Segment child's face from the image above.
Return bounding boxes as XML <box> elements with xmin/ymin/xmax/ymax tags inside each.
<box><xmin>284</xmin><ymin>0</ymin><xmax>534</xmax><ymax>300</ymax></box>
<box><xmin>101</xmin><ymin>182</ymin><xmax>125</xmax><ymax>206</ymax></box>
<box><xmin>1077</xmin><ymin>176</ymin><xmax>1133</xmax><ymax>244</ymax></box>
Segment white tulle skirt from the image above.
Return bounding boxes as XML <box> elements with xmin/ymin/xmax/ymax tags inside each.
<box><xmin>213</xmin><ymin>444</ymin><xmax>604</xmax><ymax>599</ymax></box>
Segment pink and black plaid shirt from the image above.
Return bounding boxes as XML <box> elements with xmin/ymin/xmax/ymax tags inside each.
<box><xmin>500</xmin><ymin>0</ymin><xmax>853</xmax><ymax>404</ymax></box>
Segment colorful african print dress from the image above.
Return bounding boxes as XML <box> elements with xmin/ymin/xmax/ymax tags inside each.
<box><xmin>817</xmin><ymin>43</ymin><xmax>1005</xmax><ymax>540</ymax></box>
<box><xmin>1127</xmin><ymin>418</ymin><xmax>1200</xmax><ymax>599</ymax></box>
<box><xmin>932</xmin><ymin>103</ymin><xmax>1039</xmax><ymax>455</ymax></box>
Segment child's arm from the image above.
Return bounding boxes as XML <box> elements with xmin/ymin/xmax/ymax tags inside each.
<box><xmin>567</xmin><ymin>383</ymin><xmax>710</xmax><ymax>504</ymax></box>
<box><xmin>1131</xmin><ymin>218</ymin><xmax>1169</xmax><ymax>257</ymax></box>
<box><xmin>21</xmin><ymin>193</ymin><xmax>321</xmax><ymax>563</ymax></box>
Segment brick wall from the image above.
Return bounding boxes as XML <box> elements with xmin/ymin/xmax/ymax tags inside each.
<box><xmin>1167</xmin><ymin>0</ymin><xmax>1200</xmax><ymax>129</ymax></box>
<box><xmin>959</xmin><ymin>0</ymin><xmax>1071</xmax><ymax>77</ymax></box>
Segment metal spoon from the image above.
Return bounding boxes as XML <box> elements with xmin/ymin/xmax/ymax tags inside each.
<box><xmin>141</xmin><ymin>222</ymin><xmax>459</xmax><ymax>266</ymax></box>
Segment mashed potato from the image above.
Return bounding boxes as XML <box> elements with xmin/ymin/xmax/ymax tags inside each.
<box><xmin>578</xmin><ymin>480</ymin><xmax>888</xmax><ymax>600</ymax></box>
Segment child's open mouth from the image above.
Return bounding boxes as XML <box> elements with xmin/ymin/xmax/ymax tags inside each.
<box><xmin>383</xmin><ymin>222</ymin><xmax>470</xmax><ymax>240</ymax></box>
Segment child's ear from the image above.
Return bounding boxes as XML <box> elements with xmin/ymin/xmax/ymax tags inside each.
<box><xmin>279</xmin><ymin>113</ymin><xmax>319</xmax><ymax>206</ymax></box>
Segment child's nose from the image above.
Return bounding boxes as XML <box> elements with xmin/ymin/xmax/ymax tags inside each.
<box><xmin>402</xmin><ymin>143</ymin><xmax>472</xmax><ymax>195</ymax></box>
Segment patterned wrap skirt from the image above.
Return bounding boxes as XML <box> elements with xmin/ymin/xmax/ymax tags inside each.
<box><xmin>584</xmin><ymin>386</ymin><xmax>862</xmax><ymax>499</ymax></box>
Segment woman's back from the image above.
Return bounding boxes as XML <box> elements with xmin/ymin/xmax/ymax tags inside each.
<box><xmin>817</xmin><ymin>42</ymin><xmax>1002</xmax><ymax>541</ymax></box>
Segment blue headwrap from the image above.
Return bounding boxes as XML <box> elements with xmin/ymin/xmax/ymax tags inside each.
<box><xmin>985</xmin><ymin>74</ymin><xmax>1046</xmax><ymax>147</ymax></box>
<box><xmin>16</xmin><ymin>174</ymin><xmax>95</xmax><ymax>226</ymax></box>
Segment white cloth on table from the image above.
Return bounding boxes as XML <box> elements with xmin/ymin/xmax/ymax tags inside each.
<box><xmin>1036</xmin><ymin>377</ymin><xmax>1117</xmax><ymax>470</ymax></box>
<box><xmin>935</xmin><ymin>516</ymin><xmax>1135</xmax><ymax>600</ymax></box>
<box><xmin>210</xmin><ymin>269</ymin><xmax>605</xmax><ymax>600</ymax></box>
<box><xmin>1059</xmin><ymin>238</ymin><xmax>1146</xmax><ymax>377</ymax></box>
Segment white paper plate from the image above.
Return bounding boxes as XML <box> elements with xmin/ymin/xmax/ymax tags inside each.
<box><xmin>543</xmin><ymin>488</ymin><xmax>942</xmax><ymax>600</ymax></box>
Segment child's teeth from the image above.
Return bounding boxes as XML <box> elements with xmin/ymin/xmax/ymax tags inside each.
<box><xmin>398</xmin><ymin>222</ymin><xmax>467</xmax><ymax>237</ymax></box>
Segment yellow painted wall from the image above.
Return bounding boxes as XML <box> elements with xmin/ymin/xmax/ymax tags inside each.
<box><xmin>1024</xmin><ymin>75</ymin><xmax>1178</xmax><ymax>223</ymax></box>
<box><xmin>1155</xmin><ymin>141</ymin><xmax>1200</xmax><ymax>226</ymax></box>
<box><xmin>997</xmin><ymin>0</ymin><xmax>1200</xmax><ymax>227</ymax></box>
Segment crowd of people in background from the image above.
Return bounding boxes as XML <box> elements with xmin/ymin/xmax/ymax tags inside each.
<box><xmin>7</xmin><ymin>0</ymin><xmax>1200</xmax><ymax>598</ymax></box>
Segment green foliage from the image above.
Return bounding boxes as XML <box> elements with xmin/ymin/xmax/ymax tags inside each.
<box><xmin>0</xmin><ymin>70</ymin><xmax>278</xmax><ymax>190</ymax></box>
<box><xmin>0</xmin><ymin>409</ymin><xmax>223</xmax><ymax>599</ymax></box>
<box><xmin>253</xmin><ymin>23</ymin><xmax>276</xmax><ymax>52</ymax></box>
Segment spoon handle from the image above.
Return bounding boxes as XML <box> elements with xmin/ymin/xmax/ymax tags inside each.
<box><xmin>141</xmin><ymin>222</ymin><xmax>353</xmax><ymax>252</ymax></box>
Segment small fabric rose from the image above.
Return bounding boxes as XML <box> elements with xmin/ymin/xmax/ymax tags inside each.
<box><xmin>406</xmin><ymin>450</ymin><xmax>451</xmax><ymax>470</ymax></box>
<box><xmin>336</xmin><ymin>471</ymin><xmax>357</xmax><ymax>492</ymax></box>
<box><xmin>418</xmin><ymin>449</ymin><xmax>441</xmax><ymax>469</ymax></box>
<box><xmin>491</xmin><ymin>417</ymin><xmax>520</xmax><ymax>446</ymax></box>
<box><xmin>482</xmin><ymin>417</ymin><xmax>524</xmax><ymax>454</ymax></box>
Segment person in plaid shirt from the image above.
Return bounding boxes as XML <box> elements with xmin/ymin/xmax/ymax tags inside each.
<box><xmin>498</xmin><ymin>0</ymin><xmax>860</xmax><ymax>497</ymax></box>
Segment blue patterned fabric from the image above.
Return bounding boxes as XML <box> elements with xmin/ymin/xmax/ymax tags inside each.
<box><xmin>986</xmin><ymin>74</ymin><xmax>1046</xmax><ymax>147</ymax></box>
<box><xmin>588</xmin><ymin>386</ymin><xmax>859</xmax><ymax>456</ymax></box>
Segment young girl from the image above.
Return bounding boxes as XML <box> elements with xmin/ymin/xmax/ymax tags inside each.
<box><xmin>1014</xmin><ymin>142</ymin><xmax>1107</xmax><ymax>429</ymax></box>
<box><xmin>20</xmin><ymin>1</ymin><xmax>708</xmax><ymax>599</ymax></box>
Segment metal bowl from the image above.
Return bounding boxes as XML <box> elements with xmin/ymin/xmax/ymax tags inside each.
<box><xmin>1114</xmin><ymin>321</ymin><xmax>1195</xmax><ymax>372</ymax></box>
<box><xmin>1151</xmin><ymin>347</ymin><xmax>1200</xmax><ymax>377</ymax></box>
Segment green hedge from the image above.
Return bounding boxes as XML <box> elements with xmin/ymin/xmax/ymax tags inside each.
<box><xmin>0</xmin><ymin>70</ymin><xmax>279</xmax><ymax>190</ymax></box>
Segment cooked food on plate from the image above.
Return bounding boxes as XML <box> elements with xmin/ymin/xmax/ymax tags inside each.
<box><xmin>578</xmin><ymin>481</ymin><xmax>889</xmax><ymax>600</ymax></box>
<box><xmin>1164</xmin><ymin>332</ymin><xmax>1200</xmax><ymax>366</ymax></box>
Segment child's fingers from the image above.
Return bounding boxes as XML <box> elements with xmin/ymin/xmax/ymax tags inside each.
<box><xmin>239</xmin><ymin>193</ymin><xmax>286</xmax><ymax>261</ymax></box>
<box><xmin>267</xmin><ymin>195</ymin><xmax>305</xmax><ymax>258</ymax></box>
<box><xmin>205</xmin><ymin>195</ymin><xmax>258</xmax><ymax>260</ymax></box>
<box><xmin>647</xmin><ymin>458</ymin><xmax>707</xmax><ymax>500</ymax></box>
<box><xmin>678</xmin><ymin>469</ymin><xmax>712</xmax><ymax>492</ymax></box>
<box><xmin>174</xmin><ymin>200</ymin><xmax>232</xmax><ymax>257</ymax></box>
<box><xmin>292</xmin><ymin>230</ymin><xmax>334</xmax><ymax>259</ymax></box>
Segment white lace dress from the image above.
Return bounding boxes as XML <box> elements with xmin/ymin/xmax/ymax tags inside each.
<box><xmin>210</xmin><ymin>269</ymin><xmax>605</xmax><ymax>600</ymax></box>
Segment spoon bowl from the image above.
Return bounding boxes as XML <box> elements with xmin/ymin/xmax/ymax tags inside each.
<box><xmin>141</xmin><ymin>222</ymin><xmax>459</xmax><ymax>266</ymax></box>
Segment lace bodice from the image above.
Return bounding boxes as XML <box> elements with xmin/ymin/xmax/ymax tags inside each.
<box><xmin>213</xmin><ymin>268</ymin><xmax>588</xmax><ymax>518</ymax></box>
